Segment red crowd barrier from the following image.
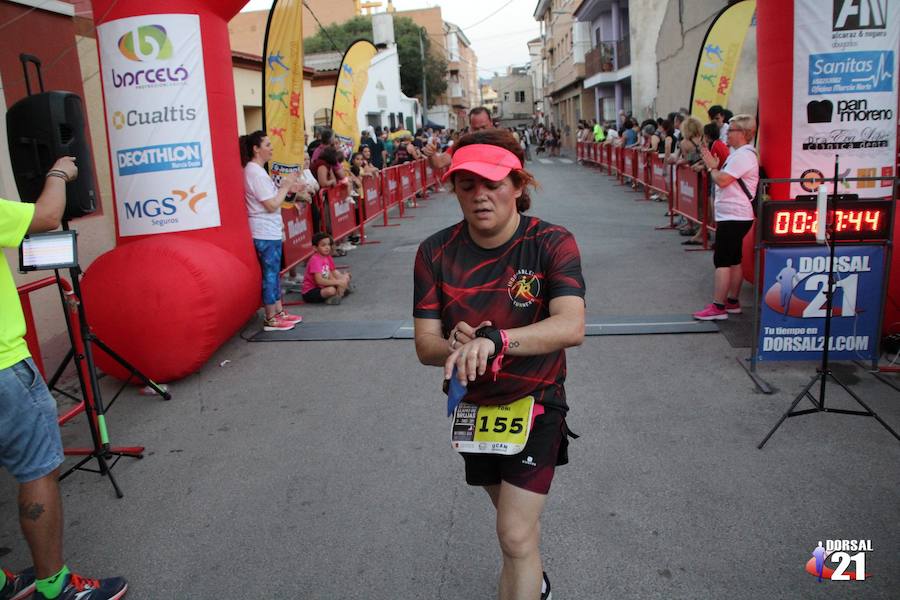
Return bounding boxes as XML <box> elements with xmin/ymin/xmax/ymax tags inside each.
<box><xmin>673</xmin><ymin>164</ymin><xmax>713</xmax><ymax>249</ymax></box>
<box><xmin>284</xmin><ymin>158</ymin><xmax>441</xmax><ymax>263</ymax></box>
<box><xmin>281</xmin><ymin>201</ymin><xmax>315</xmax><ymax>272</ymax></box>
<box><xmin>575</xmin><ymin>146</ymin><xmax>721</xmax><ymax>249</ymax></box>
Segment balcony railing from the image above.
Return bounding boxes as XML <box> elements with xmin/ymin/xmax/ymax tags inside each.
<box><xmin>585</xmin><ymin>37</ymin><xmax>630</xmax><ymax>77</ymax></box>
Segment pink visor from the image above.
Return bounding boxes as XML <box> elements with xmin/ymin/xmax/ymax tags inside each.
<box><xmin>441</xmin><ymin>144</ymin><xmax>523</xmax><ymax>183</ymax></box>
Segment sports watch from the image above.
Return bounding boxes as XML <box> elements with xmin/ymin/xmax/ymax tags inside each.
<box><xmin>475</xmin><ymin>326</ymin><xmax>503</xmax><ymax>357</ymax></box>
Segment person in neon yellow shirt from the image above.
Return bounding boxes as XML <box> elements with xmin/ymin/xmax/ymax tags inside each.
<box><xmin>0</xmin><ymin>157</ymin><xmax>128</xmax><ymax>600</ymax></box>
<box><xmin>592</xmin><ymin>119</ymin><xmax>605</xmax><ymax>143</ymax></box>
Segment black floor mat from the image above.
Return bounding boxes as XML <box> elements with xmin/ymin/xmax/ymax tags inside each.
<box><xmin>717</xmin><ymin>318</ymin><xmax>754</xmax><ymax>348</ymax></box>
<box><xmin>250</xmin><ymin>316</ymin><xmax>719</xmax><ymax>341</ymax></box>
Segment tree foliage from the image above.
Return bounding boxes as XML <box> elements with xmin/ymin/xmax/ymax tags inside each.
<box><xmin>303</xmin><ymin>15</ymin><xmax>447</xmax><ymax>102</ymax></box>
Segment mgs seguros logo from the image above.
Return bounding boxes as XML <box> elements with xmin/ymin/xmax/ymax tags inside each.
<box><xmin>111</xmin><ymin>23</ymin><xmax>189</xmax><ymax>89</ymax></box>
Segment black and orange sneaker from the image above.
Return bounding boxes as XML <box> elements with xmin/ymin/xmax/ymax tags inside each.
<box><xmin>0</xmin><ymin>567</ymin><xmax>34</xmax><ymax>600</ymax></box>
<box><xmin>35</xmin><ymin>572</ymin><xmax>127</xmax><ymax>600</ymax></box>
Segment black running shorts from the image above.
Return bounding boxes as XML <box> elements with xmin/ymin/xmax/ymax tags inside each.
<box><xmin>462</xmin><ymin>408</ymin><xmax>569</xmax><ymax>495</ymax></box>
<box><xmin>713</xmin><ymin>220</ymin><xmax>753</xmax><ymax>268</ymax></box>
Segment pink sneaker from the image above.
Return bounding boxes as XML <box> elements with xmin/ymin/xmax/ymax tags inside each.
<box><xmin>693</xmin><ymin>303</ymin><xmax>728</xmax><ymax>321</ymax></box>
<box><xmin>263</xmin><ymin>315</ymin><xmax>296</xmax><ymax>331</ymax></box>
<box><xmin>724</xmin><ymin>299</ymin><xmax>742</xmax><ymax>314</ymax></box>
<box><xmin>278</xmin><ymin>311</ymin><xmax>303</xmax><ymax>323</ymax></box>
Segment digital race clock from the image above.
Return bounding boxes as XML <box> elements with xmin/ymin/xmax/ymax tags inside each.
<box><xmin>761</xmin><ymin>197</ymin><xmax>893</xmax><ymax>243</ymax></box>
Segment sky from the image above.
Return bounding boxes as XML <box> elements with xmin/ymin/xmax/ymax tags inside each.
<box><xmin>241</xmin><ymin>0</ymin><xmax>540</xmax><ymax>79</ymax></box>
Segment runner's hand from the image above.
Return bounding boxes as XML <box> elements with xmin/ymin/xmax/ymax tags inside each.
<box><xmin>448</xmin><ymin>320</ymin><xmax>492</xmax><ymax>351</ymax></box>
<box><xmin>445</xmin><ymin>337</ymin><xmax>495</xmax><ymax>385</ymax></box>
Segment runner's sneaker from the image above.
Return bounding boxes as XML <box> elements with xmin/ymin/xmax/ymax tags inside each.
<box><xmin>693</xmin><ymin>303</ymin><xmax>728</xmax><ymax>321</ymax></box>
<box><xmin>0</xmin><ymin>567</ymin><xmax>34</xmax><ymax>600</ymax></box>
<box><xmin>325</xmin><ymin>294</ymin><xmax>342</xmax><ymax>305</ymax></box>
<box><xmin>34</xmin><ymin>572</ymin><xmax>127</xmax><ymax>600</ymax></box>
<box><xmin>724</xmin><ymin>299</ymin><xmax>742</xmax><ymax>314</ymax></box>
<box><xmin>278</xmin><ymin>311</ymin><xmax>303</xmax><ymax>324</ymax></box>
<box><xmin>263</xmin><ymin>315</ymin><xmax>296</xmax><ymax>331</ymax></box>
<box><xmin>541</xmin><ymin>571</ymin><xmax>552</xmax><ymax>600</ymax></box>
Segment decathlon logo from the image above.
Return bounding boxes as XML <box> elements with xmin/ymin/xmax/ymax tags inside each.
<box><xmin>118</xmin><ymin>25</ymin><xmax>173</xmax><ymax>62</ymax></box>
<box><xmin>833</xmin><ymin>0</ymin><xmax>887</xmax><ymax>31</ymax></box>
<box><xmin>116</xmin><ymin>142</ymin><xmax>202</xmax><ymax>176</ymax></box>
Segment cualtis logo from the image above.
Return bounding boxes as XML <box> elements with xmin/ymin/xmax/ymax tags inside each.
<box><xmin>118</xmin><ymin>25</ymin><xmax>173</xmax><ymax>62</ymax></box>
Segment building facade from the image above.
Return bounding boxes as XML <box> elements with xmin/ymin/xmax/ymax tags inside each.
<box><xmin>534</xmin><ymin>0</ymin><xmax>591</xmax><ymax>152</ymax></box>
<box><xmin>575</xmin><ymin>0</ymin><xmax>632</xmax><ymax>126</ymax></box>
<box><xmin>492</xmin><ymin>66</ymin><xmax>534</xmax><ymax>128</ymax></box>
<box><xmin>395</xmin><ymin>7</ymin><xmax>480</xmax><ymax>130</ymax></box>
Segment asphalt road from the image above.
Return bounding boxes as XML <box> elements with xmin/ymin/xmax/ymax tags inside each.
<box><xmin>2</xmin><ymin>156</ymin><xmax>898</xmax><ymax>599</ymax></box>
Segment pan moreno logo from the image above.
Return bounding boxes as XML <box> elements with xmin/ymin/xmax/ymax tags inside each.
<box><xmin>118</xmin><ymin>25</ymin><xmax>173</xmax><ymax>62</ymax></box>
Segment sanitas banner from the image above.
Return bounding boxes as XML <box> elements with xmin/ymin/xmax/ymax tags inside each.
<box><xmin>331</xmin><ymin>40</ymin><xmax>378</xmax><ymax>159</ymax></box>
<box><xmin>99</xmin><ymin>14</ymin><xmax>220</xmax><ymax>236</ymax></box>
<box><xmin>263</xmin><ymin>0</ymin><xmax>306</xmax><ymax>187</ymax></box>
<box><xmin>757</xmin><ymin>245</ymin><xmax>885</xmax><ymax>361</ymax></box>
<box><xmin>791</xmin><ymin>0</ymin><xmax>899</xmax><ymax>197</ymax></box>
<box><xmin>689</xmin><ymin>0</ymin><xmax>756</xmax><ymax>122</ymax></box>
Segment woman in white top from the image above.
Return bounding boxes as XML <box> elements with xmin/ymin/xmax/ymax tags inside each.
<box><xmin>693</xmin><ymin>114</ymin><xmax>760</xmax><ymax>320</ymax></box>
<box><xmin>240</xmin><ymin>130</ymin><xmax>304</xmax><ymax>331</ymax></box>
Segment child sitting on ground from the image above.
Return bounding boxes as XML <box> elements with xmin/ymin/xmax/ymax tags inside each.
<box><xmin>301</xmin><ymin>232</ymin><xmax>352</xmax><ymax>305</ymax></box>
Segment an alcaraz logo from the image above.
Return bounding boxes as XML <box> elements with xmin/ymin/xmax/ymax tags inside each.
<box><xmin>112</xmin><ymin>65</ymin><xmax>189</xmax><ymax>89</ymax></box>
<box><xmin>117</xmin><ymin>142</ymin><xmax>202</xmax><ymax>176</ymax></box>
<box><xmin>809</xmin><ymin>51</ymin><xmax>893</xmax><ymax>94</ymax></box>
<box><xmin>118</xmin><ymin>25</ymin><xmax>173</xmax><ymax>61</ymax></box>
<box><xmin>833</xmin><ymin>0</ymin><xmax>888</xmax><ymax>31</ymax></box>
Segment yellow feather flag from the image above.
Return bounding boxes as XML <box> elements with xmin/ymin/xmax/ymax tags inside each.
<box><xmin>331</xmin><ymin>40</ymin><xmax>378</xmax><ymax>159</ymax></box>
<box><xmin>263</xmin><ymin>0</ymin><xmax>305</xmax><ymax>185</ymax></box>
<box><xmin>689</xmin><ymin>0</ymin><xmax>756</xmax><ymax>122</ymax></box>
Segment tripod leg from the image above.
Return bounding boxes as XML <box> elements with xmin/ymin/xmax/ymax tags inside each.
<box><xmin>829</xmin><ymin>373</ymin><xmax>900</xmax><ymax>442</ymax></box>
<box><xmin>91</xmin><ymin>336</ymin><xmax>171</xmax><ymax>400</ymax></box>
<box><xmin>46</xmin><ymin>348</ymin><xmax>74</xmax><ymax>391</ymax></box>
<box><xmin>759</xmin><ymin>373</ymin><xmax>822</xmax><ymax>449</ymax></box>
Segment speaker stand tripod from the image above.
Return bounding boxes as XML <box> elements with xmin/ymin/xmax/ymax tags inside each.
<box><xmin>49</xmin><ymin>223</ymin><xmax>170</xmax><ymax>497</ymax></box>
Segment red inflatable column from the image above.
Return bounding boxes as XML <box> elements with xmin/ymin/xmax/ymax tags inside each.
<box><xmin>82</xmin><ymin>0</ymin><xmax>258</xmax><ymax>382</ymax></box>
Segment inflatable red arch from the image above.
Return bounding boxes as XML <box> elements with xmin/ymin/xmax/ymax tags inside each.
<box><xmin>83</xmin><ymin>0</ymin><xmax>257</xmax><ymax>382</ymax></box>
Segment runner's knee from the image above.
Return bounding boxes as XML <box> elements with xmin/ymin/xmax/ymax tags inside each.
<box><xmin>496</xmin><ymin>519</ymin><xmax>538</xmax><ymax>559</ymax></box>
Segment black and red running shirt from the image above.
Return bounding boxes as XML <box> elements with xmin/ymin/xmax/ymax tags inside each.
<box><xmin>414</xmin><ymin>215</ymin><xmax>585</xmax><ymax>411</ymax></box>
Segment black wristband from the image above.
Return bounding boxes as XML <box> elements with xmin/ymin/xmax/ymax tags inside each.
<box><xmin>474</xmin><ymin>326</ymin><xmax>502</xmax><ymax>357</ymax></box>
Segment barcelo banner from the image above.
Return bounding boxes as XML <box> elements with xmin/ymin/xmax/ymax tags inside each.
<box><xmin>99</xmin><ymin>14</ymin><xmax>220</xmax><ymax>236</ymax></box>
<box><xmin>791</xmin><ymin>0</ymin><xmax>899</xmax><ymax>198</ymax></box>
